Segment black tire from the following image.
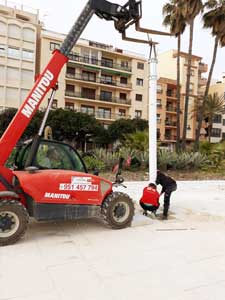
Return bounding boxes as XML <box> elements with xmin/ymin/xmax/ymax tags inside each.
<box><xmin>0</xmin><ymin>200</ymin><xmax>29</xmax><ymax>246</ymax></box>
<box><xmin>101</xmin><ymin>192</ymin><xmax>134</xmax><ymax>229</ymax></box>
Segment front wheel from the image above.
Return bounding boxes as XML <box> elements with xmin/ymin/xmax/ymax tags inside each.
<box><xmin>101</xmin><ymin>192</ymin><xmax>134</xmax><ymax>229</ymax></box>
<box><xmin>0</xmin><ymin>200</ymin><xmax>29</xmax><ymax>246</ymax></box>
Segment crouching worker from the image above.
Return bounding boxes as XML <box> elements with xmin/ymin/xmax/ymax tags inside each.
<box><xmin>139</xmin><ymin>183</ymin><xmax>160</xmax><ymax>216</ymax></box>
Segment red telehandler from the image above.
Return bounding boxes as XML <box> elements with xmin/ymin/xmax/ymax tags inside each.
<box><xmin>0</xmin><ymin>0</ymin><xmax>142</xmax><ymax>246</ymax></box>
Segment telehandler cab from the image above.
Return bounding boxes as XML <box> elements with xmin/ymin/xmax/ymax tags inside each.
<box><xmin>0</xmin><ymin>0</ymin><xmax>142</xmax><ymax>246</ymax></box>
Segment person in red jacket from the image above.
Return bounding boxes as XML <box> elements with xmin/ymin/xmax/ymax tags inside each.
<box><xmin>139</xmin><ymin>183</ymin><xmax>160</xmax><ymax>216</ymax></box>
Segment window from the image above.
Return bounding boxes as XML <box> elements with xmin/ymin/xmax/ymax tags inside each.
<box><xmin>20</xmin><ymin>89</ymin><xmax>29</xmax><ymax>103</ymax></box>
<box><xmin>0</xmin><ymin>21</ymin><xmax>7</xmax><ymax>36</ymax></box>
<box><xmin>101</xmin><ymin>57</ymin><xmax>113</xmax><ymax>68</ymax></box>
<box><xmin>81</xmin><ymin>105</ymin><xmax>95</xmax><ymax>115</ymax></box>
<box><xmin>137</xmin><ymin>62</ymin><xmax>144</xmax><ymax>70</ymax></box>
<box><xmin>157</xmin><ymin>99</ymin><xmax>162</xmax><ymax>107</ymax></box>
<box><xmin>157</xmin><ymin>114</ymin><xmax>161</xmax><ymax>123</ymax></box>
<box><xmin>135</xmin><ymin>94</ymin><xmax>143</xmax><ymax>101</ymax></box>
<box><xmin>7</xmin><ymin>67</ymin><xmax>20</xmax><ymax>84</ymax></box>
<box><xmin>213</xmin><ymin>114</ymin><xmax>222</xmax><ymax>124</ymax></box>
<box><xmin>47</xmin><ymin>98</ymin><xmax>57</xmax><ymax>109</ymax></box>
<box><xmin>136</xmin><ymin>78</ymin><xmax>143</xmax><ymax>86</ymax></box>
<box><xmin>157</xmin><ymin>128</ymin><xmax>160</xmax><ymax>139</ymax></box>
<box><xmin>6</xmin><ymin>87</ymin><xmax>19</xmax><ymax>103</ymax></box>
<box><xmin>0</xmin><ymin>65</ymin><xmax>4</xmax><ymax>81</ymax></box>
<box><xmin>22</xmin><ymin>49</ymin><xmax>34</xmax><ymax>61</ymax></box>
<box><xmin>66</xmin><ymin>66</ymin><xmax>75</xmax><ymax>76</ymax></box>
<box><xmin>21</xmin><ymin>69</ymin><xmax>33</xmax><ymax>84</ymax></box>
<box><xmin>82</xmin><ymin>71</ymin><xmax>96</xmax><ymax>82</ymax></box>
<box><xmin>189</xmin><ymin>82</ymin><xmax>194</xmax><ymax>92</ymax></box>
<box><xmin>65</xmin><ymin>102</ymin><xmax>74</xmax><ymax>110</ymax></box>
<box><xmin>50</xmin><ymin>42</ymin><xmax>60</xmax><ymax>51</ymax></box>
<box><xmin>211</xmin><ymin>128</ymin><xmax>221</xmax><ymax>137</ymax></box>
<box><xmin>190</xmin><ymin>69</ymin><xmax>195</xmax><ymax>76</ymax></box>
<box><xmin>157</xmin><ymin>84</ymin><xmax>163</xmax><ymax>93</ymax></box>
<box><xmin>101</xmin><ymin>74</ymin><xmax>112</xmax><ymax>84</ymax></box>
<box><xmin>121</xmin><ymin>61</ymin><xmax>129</xmax><ymax>68</ymax></box>
<box><xmin>8</xmin><ymin>47</ymin><xmax>20</xmax><ymax>59</ymax></box>
<box><xmin>120</xmin><ymin>77</ymin><xmax>128</xmax><ymax>85</ymax></box>
<box><xmin>223</xmin><ymin>119</ymin><xmax>225</xmax><ymax>126</ymax></box>
<box><xmin>23</xmin><ymin>28</ymin><xmax>35</xmax><ymax>42</ymax></box>
<box><xmin>98</xmin><ymin>107</ymin><xmax>111</xmax><ymax>119</ymax></box>
<box><xmin>135</xmin><ymin>110</ymin><xmax>142</xmax><ymax>118</ymax></box>
<box><xmin>0</xmin><ymin>44</ymin><xmax>6</xmax><ymax>56</ymax></box>
<box><xmin>222</xmin><ymin>132</ymin><xmax>225</xmax><ymax>140</ymax></box>
<box><xmin>120</xmin><ymin>93</ymin><xmax>127</xmax><ymax>100</ymax></box>
<box><xmin>82</xmin><ymin>87</ymin><xmax>95</xmax><ymax>99</ymax></box>
<box><xmin>100</xmin><ymin>90</ymin><xmax>112</xmax><ymax>101</ymax></box>
<box><xmin>65</xmin><ymin>84</ymin><xmax>75</xmax><ymax>96</ymax></box>
<box><xmin>8</xmin><ymin>24</ymin><xmax>20</xmax><ymax>39</ymax></box>
<box><xmin>119</xmin><ymin>109</ymin><xmax>126</xmax><ymax>116</ymax></box>
<box><xmin>66</xmin><ymin>84</ymin><xmax>75</xmax><ymax>92</ymax></box>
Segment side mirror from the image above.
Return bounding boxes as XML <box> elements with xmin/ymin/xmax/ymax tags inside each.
<box><xmin>93</xmin><ymin>167</ymin><xmax>99</xmax><ymax>176</ymax></box>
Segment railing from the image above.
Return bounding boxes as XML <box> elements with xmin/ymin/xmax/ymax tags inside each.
<box><xmin>165</xmin><ymin>121</ymin><xmax>177</xmax><ymax>127</ymax></box>
<box><xmin>165</xmin><ymin>135</ymin><xmax>177</xmax><ymax>141</ymax></box>
<box><xmin>166</xmin><ymin>91</ymin><xmax>177</xmax><ymax>98</ymax></box>
<box><xmin>75</xmin><ymin>109</ymin><xmax>130</xmax><ymax>120</ymax></box>
<box><xmin>66</xmin><ymin>73</ymin><xmax>132</xmax><ymax>89</ymax></box>
<box><xmin>65</xmin><ymin>91</ymin><xmax>131</xmax><ymax>105</ymax></box>
<box><xmin>166</xmin><ymin>106</ymin><xmax>177</xmax><ymax>112</ymax></box>
<box><xmin>68</xmin><ymin>53</ymin><xmax>132</xmax><ymax>72</ymax></box>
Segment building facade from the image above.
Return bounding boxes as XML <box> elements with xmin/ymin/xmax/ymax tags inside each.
<box><xmin>157</xmin><ymin>77</ymin><xmax>177</xmax><ymax>146</ymax></box>
<box><xmin>0</xmin><ymin>1</ymin><xmax>41</xmax><ymax>110</ymax></box>
<box><xmin>39</xmin><ymin>30</ymin><xmax>149</xmax><ymax>127</ymax></box>
<box><xmin>158</xmin><ymin>50</ymin><xmax>208</xmax><ymax>142</ymax></box>
<box><xmin>208</xmin><ymin>78</ymin><xmax>225</xmax><ymax>143</ymax></box>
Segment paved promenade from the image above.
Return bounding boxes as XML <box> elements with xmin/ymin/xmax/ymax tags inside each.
<box><xmin>1</xmin><ymin>181</ymin><xmax>225</xmax><ymax>300</ymax></box>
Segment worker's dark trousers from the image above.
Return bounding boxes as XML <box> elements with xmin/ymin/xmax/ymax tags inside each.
<box><xmin>163</xmin><ymin>185</ymin><xmax>177</xmax><ymax>217</ymax></box>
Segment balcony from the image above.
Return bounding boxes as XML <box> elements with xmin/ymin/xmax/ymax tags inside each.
<box><xmin>66</xmin><ymin>73</ymin><xmax>132</xmax><ymax>89</ymax></box>
<box><xmin>165</xmin><ymin>135</ymin><xmax>177</xmax><ymax>141</ymax></box>
<box><xmin>166</xmin><ymin>90</ymin><xmax>177</xmax><ymax>98</ymax></box>
<box><xmin>68</xmin><ymin>53</ymin><xmax>132</xmax><ymax>73</ymax></box>
<box><xmin>199</xmin><ymin>62</ymin><xmax>208</xmax><ymax>73</ymax></box>
<box><xmin>65</xmin><ymin>91</ymin><xmax>131</xmax><ymax>105</ymax></box>
<box><xmin>198</xmin><ymin>77</ymin><xmax>207</xmax><ymax>86</ymax></box>
<box><xmin>165</xmin><ymin>120</ymin><xmax>177</xmax><ymax>127</ymax></box>
<box><xmin>75</xmin><ymin>108</ymin><xmax>130</xmax><ymax>120</ymax></box>
<box><xmin>166</xmin><ymin>106</ymin><xmax>177</xmax><ymax>113</ymax></box>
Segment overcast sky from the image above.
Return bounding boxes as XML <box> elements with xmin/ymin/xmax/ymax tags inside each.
<box><xmin>13</xmin><ymin>0</ymin><xmax>225</xmax><ymax>80</ymax></box>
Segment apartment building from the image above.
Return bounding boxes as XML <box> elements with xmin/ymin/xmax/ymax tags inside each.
<box><xmin>158</xmin><ymin>50</ymin><xmax>208</xmax><ymax>142</ymax></box>
<box><xmin>157</xmin><ymin>78</ymin><xmax>178</xmax><ymax>146</ymax></box>
<box><xmin>208</xmin><ymin>78</ymin><xmax>225</xmax><ymax>143</ymax></box>
<box><xmin>39</xmin><ymin>30</ymin><xmax>149</xmax><ymax>127</ymax></box>
<box><xmin>0</xmin><ymin>1</ymin><xmax>41</xmax><ymax>110</ymax></box>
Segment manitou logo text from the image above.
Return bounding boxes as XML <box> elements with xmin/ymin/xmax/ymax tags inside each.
<box><xmin>21</xmin><ymin>70</ymin><xmax>54</xmax><ymax>118</ymax></box>
<box><xmin>44</xmin><ymin>192</ymin><xmax>70</xmax><ymax>200</ymax></box>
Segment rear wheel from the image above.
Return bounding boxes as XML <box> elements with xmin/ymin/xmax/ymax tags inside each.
<box><xmin>101</xmin><ymin>192</ymin><xmax>134</xmax><ymax>229</ymax></box>
<box><xmin>0</xmin><ymin>200</ymin><xmax>29</xmax><ymax>246</ymax></box>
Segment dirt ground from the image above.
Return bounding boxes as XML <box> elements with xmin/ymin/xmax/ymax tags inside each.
<box><xmin>101</xmin><ymin>169</ymin><xmax>225</xmax><ymax>182</ymax></box>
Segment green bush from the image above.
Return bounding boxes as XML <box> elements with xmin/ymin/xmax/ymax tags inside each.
<box><xmin>83</xmin><ymin>156</ymin><xmax>105</xmax><ymax>172</ymax></box>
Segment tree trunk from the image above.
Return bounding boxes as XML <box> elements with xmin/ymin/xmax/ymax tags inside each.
<box><xmin>194</xmin><ymin>37</ymin><xmax>219</xmax><ymax>150</ymax></box>
<box><xmin>176</xmin><ymin>35</ymin><xmax>181</xmax><ymax>153</ymax></box>
<box><xmin>181</xmin><ymin>20</ymin><xmax>194</xmax><ymax>151</ymax></box>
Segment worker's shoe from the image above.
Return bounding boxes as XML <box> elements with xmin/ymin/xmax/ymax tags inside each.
<box><xmin>143</xmin><ymin>210</ymin><xmax>148</xmax><ymax>216</ymax></box>
<box><xmin>162</xmin><ymin>215</ymin><xmax>168</xmax><ymax>220</ymax></box>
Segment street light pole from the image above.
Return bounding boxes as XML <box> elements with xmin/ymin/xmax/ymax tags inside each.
<box><xmin>148</xmin><ymin>45</ymin><xmax>158</xmax><ymax>182</ymax></box>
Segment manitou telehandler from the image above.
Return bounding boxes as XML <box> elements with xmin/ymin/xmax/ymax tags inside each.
<box><xmin>0</xmin><ymin>0</ymin><xmax>142</xmax><ymax>246</ymax></box>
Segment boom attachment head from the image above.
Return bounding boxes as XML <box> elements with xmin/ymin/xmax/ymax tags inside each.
<box><xmin>91</xmin><ymin>0</ymin><xmax>141</xmax><ymax>33</ymax></box>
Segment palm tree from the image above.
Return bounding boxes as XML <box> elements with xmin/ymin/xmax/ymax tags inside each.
<box><xmin>194</xmin><ymin>0</ymin><xmax>225</xmax><ymax>150</ymax></box>
<box><xmin>181</xmin><ymin>0</ymin><xmax>203</xmax><ymax>150</ymax></box>
<box><xmin>162</xmin><ymin>0</ymin><xmax>186</xmax><ymax>152</ymax></box>
<box><xmin>192</xmin><ymin>92</ymin><xmax>225</xmax><ymax>141</ymax></box>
